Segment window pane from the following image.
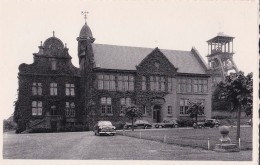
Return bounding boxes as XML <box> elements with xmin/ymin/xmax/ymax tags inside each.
<box><xmin>120</xmin><ymin>98</ymin><xmax>125</xmax><ymax>104</ymax></box>
<box><xmin>101</xmin><ymin>97</ymin><xmax>106</xmax><ymax>104</ymax></box>
<box><xmin>180</xmin><ymin>99</ymin><xmax>184</xmax><ymax>106</ymax></box>
<box><xmin>107</xmin><ymin>98</ymin><xmax>111</xmax><ymax>104</ymax></box>
<box><xmin>118</xmin><ymin>76</ymin><xmax>122</xmax><ymax>81</ymax></box>
<box><xmin>123</xmin><ymin>76</ymin><xmax>128</xmax><ymax>81</ymax></box>
<box><xmin>38</xmin><ymin>108</ymin><xmax>42</xmax><ymax>115</ymax></box>
<box><xmin>98</xmin><ymin>80</ymin><xmax>103</xmax><ymax>89</ymax></box>
<box><xmin>104</xmin><ymin>81</ymin><xmax>109</xmax><ymax>90</ymax></box>
<box><xmin>104</xmin><ymin>75</ymin><xmax>109</xmax><ymax>80</ymax></box>
<box><xmin>110</xmin><ymin>81</ymin><xmax>116</xmax><ymax>90</ymax></box>
<box><xmin>32</xmin><ymin>87</ymin><xmax>37</xmax><ymax>95</ymax></box>
<box><xmin>129</xmin><ymin>76</ymin><xmax>134</xmax><ymax>81</ymax></box>
<box><xmin>118</xmin><ymin>81</ymin><xmax>123</xmax><ymax>91</ymax></box>
<box><xmin>98</xmin><ymin>75</ymin><xmax>103</xmax><ymax>80</ymax></box>
<box><xmin>66</xmin><ymin>88</ymin><xmax>70</xmax><ymax>95</ymax></box>
<box><xmin>38</xmin><ymin>87</ymin><xmax>42</xmax><ymax>95</ymax></box>
<box><xmin>32</xmin><ymin>108</ymin><xmax>37</xmax><ymax>115</ymax></box>
<box><xmin>129</xmin><ymin>82</ymin><xmax>134</xmax><ymax>91</ymax></box>
<box><xmin>38</xmin><ymin>101</ymin><xmax>42</xmax><ymax>107</ymax></box>
<box><xmin>107</xmin><ymin>105</ymin><xmax>112</xmax><ymax>113</ymax></box>
<box><xmin>65</xmin><ymin>84</ymin><xmax>69</xmax><ymax>87</ymax></box>
<box><xmin>32</xmin><ymin>101</ymin><xmax>37</xmax><ymax>107</ymax></box>
<box><xmin>101</xmin><ymin>105</ymin><xmax>106</xmax><ymax>113</ymax></box>
<box><xmin>71</xmin><ymin>88</ymin><xmax>75</xmax><ymax>96</ymax></box>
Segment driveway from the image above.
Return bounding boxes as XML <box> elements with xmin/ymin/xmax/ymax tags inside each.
<box><xmin>3</xmin><ymin>131</ymin><xmax>252</xmax><ymax>160</ymax></box>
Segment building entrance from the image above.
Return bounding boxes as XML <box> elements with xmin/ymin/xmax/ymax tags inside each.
<box><xmin>153</xmin><ymin>105</ymin><xmax>161</xmax><ymax>123</ymax></box>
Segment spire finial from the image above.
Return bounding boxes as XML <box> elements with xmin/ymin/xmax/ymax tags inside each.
<box><xmin>65</xmin><ymin>43</ymin><xmax>67</xmax><ymax>48</ymax></box>
<box><xmin>40</xmin><ymin>41</ymin><xmax>42</xmax><ymax>46</ymax></box>
<box><xmin>81</xmin><ymin>11</ymin><xmax>89</xmax><ymax>24</ymax></box>
<box><xmin>53</xmin><ymin>31</ymin><xmax>55</xmax><ymax>37</ymax></box>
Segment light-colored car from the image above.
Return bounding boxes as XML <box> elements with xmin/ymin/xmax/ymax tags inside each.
<box><xmin>93</xmin><ymin>121</ymin><xmax>116</xmax><ymax>136</ymax></box>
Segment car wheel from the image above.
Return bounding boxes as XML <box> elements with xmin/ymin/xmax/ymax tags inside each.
<box><xmin>94</xmin><ymin>132</ymin><xmax>97</xmax><ymax>135</ymax></box>
<box><xmin>159</xmin><ymin>125</ymin><xmax>162</xmax><ymax>128</ymax></box>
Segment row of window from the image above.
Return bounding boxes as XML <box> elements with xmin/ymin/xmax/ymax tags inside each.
<box><xmin>32</xmin><ymin>101</ymin><xmax>75</xmax><ymax>117</ymax></box>
<box><xmin>177</xmin><ymin>78</ymin><xmax>208</xmax><ymax>93</ymax></box>
<box><xmin>97</xmin><ymin>75</ymin><xmax>134</xmax><ymax>91</ymax></box>
<box><xmin>179</xmin><ymin>99</ymin><xmax>205</xmax><ymax>115</ymax></box>
<box><xmin>97</xmin><ymin>74</ymin><xmax>208</xmax><ymax>94</ymax></box>
<box><xmin>32</xmin><ymin>83</ymin><xmax>75</xmax><ymax>96</ymax></box>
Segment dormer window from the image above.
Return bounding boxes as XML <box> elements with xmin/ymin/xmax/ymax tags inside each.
<box><xmin>154</xmin><ymin>62</ymin><xmax>159</xmax><ymax>71</ymax></box>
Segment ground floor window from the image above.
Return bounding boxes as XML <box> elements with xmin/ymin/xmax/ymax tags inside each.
<box><xmin>120</xmin><ymin>98</ymin><xmax>131</xmax><ymax>114</ymax></box>
<box><xmin>32</xmin><ymin>101</ymin><xmax>42</xmax><ymax>116</ymax></box>
<box><xmin>180</xmin><ymin>99</ymin><xmax>189</xmax><ymax>115</ymax></box>
<box><xmin>101</xmin><ymin>97</ymin><xmax>112</xmax><ymax>114</ymax></box>
<box><xmin>65</xmin><ymin>102</ymin><xmax>75</xmax><ymax>117</ymax></box>
<box><xmin>167</xmin><ymin>106</ymin><xmax>173</xmax><ymax>115</ymax></box>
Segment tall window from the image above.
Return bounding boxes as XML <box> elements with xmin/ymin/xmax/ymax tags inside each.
<box><xmin>97</xmin><ymin>74</ymin><xmax>115</xmax><ymax>90</ymax></box>
<box><xmin>141</xmin><ymin>76</ymin><xmax>146</xmax><ymax>91</ymax></box>
<box><xmin>65</xmin><ymin>102</ymin><xmax>75</xmax><ymax>117</ymax></box>
<box><xmin>101</xmin><ymin>97</ymin><xmax>112</xmax><ymax>114</ymax></box>
<box><xmin>50</xmin><ymin>105</ymin><xmax>57</xmax><ymax>115</ymax></box>
<box><xmin>167</xmin><ymin>78</ymin><xmax>173</xmax><ymax>93</ymax></box>
<box><xmin>50</xmin><ymin>83</ymin><xmax>57</xmax><ymax>95</ymax></box>
<box><xmin>177</xmin><ymin>78</ymin><xmax>192</xmax><ymax>93</ymax></box>
<box><xmin>120</xmin><ymin>98</ymin><xmax>131</xmax><ymax>114</ymax></box>
<box><xmin>168</xmin><ymin>106</ymin><xmax>173</xmax><ymax>115</ymax></box>
<box><xmin>118</xmin><ymin>75</ymin><xmax>134</xmax><ymax>91</ymax></box>
<box><xmin>150</xmin><ymin>76</ymin><xmax>166</xmax><ymax>91</ymax></box>
<box><xmin>180</xmin><ymin>99</ymin><xmax>189</xmax><ymax>115</ymax></box>
<box><xmin>65</xmin><ymin>84</ymin><xmax>75</xmax><ymax>96</ymax></box>
<box><xmin>32</xmin><ymin>101</ymin><xmax>42</xmax><ymax>116</ymax></box>
<box><xmin>32</xmin><ymin>83</ymin><xmax>42</xmax><ymax>95</ymax></box>
<box><xmin>50</xmin><ymin>58</ymin><xmax>57</xmax><ymax>70</ymax></box>
<box><xmin>194</xmin><ymin>79</ymin><xmax>208</xmax><ymax>93</ymax></box>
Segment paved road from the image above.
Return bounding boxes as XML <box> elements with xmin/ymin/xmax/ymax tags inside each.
<box><xmin>3</xmin><ymin>131</ymin><xmax>252</xmax><ymax>160</ymax></box>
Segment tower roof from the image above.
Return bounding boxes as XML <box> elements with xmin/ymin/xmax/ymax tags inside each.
<box><xmin>79</xmin><ymin>23</ymin><xmax>93</xmax><ymax>38</ymax></box>
<box><xmin>207</xmin><ymin>32</ymin><xmax>234</xmax><ymax>43</ymax></box>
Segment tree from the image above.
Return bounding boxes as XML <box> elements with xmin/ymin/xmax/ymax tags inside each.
<box><xmin>124</xmin><ymin>104</ymin><xmax>142</xmax><ymax>131</ymax></box>
<box><xmin>186</xmin><ymin>101</ymin><xmax>205</xmax><ymax>128</ymax></box>
<box><xmin>218</xmin><ymin>71</ymin><xmax>253</xmax><ymax>142</ymax></box>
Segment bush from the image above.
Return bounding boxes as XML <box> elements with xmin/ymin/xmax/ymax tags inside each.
<box><xmin>29</xmin><ymin>128</ymin><xmax>52</xmax><ymax>133</ymax></box>
<box><xmin>3</xmin><ymin>120</ymin><xmax>17</xmax><ymax>132</ymax></box>
<box><xmin>177</xmin><ymin>118</ymin><xmax>194</xmax><ymax>127</ymax></box>
<box><xmin>212</xmin><ymin>115</ymin><xmax>231</xmax><ymax>119</ymax></box>
<box><xmin>60</xmin><ymin>124</ymin><xmax>88</xmax><ymax>132</ymax></box>
<box><xmin>113</xmin><ymin>121</ymin><xmax>125</xmax><ymax>130</ymax></box>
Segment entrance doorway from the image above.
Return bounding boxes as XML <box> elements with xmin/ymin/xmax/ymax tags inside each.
<box><xmin>153</xmin><ymin>105</ymin><xmax>161</xmax><ymax>123</ymax></box>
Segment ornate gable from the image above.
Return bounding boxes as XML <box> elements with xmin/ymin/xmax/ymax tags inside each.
<box><xmin>136</xmin><ymin>48</ymin><xmax>178</xmax><ymax>76</ymax></box>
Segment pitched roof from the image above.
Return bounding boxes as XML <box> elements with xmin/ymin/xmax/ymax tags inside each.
<box><xmin>92</xmin><ymin>44</ymin><xmax>207</xmax><ymax>74</ymax></box>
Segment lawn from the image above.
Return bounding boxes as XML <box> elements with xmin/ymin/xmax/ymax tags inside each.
<box><xmin>117</xmin><ymin>127</ymin><xmax>252</xmax><ymax>150</ymax></box>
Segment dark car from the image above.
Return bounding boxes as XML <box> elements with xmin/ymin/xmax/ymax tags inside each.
<box><xmin>154</xmin><ymin>119</ymin><xmax>178</xmax><ymax>128</ymax></box>
<box><xmin>124</xmin><ymin>120</ymin><xmax>152</xmax><ymax>129</ymax></box>
<box><xmin>204</xmin><ymin>119</ymin><xmax>219</xmax><ymax>128</ymax></box>
<box><xmin>194</xmin><ymin>119</ymin><xmax>219</xmax><ymax>129</ymax></box>
<box><xmin>93</xmin><ymin>121</ymin><xmax>116</xmax><ymax>136</ymax></box>
<box><xmin>135</xmin><ymin>120</ymin><xmax>152</xmax><ymax>129</ymax></box>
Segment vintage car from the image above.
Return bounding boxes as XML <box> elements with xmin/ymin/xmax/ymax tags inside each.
<box><xmin>93</xmin><ymin>121</ymin><xmax>116</xmax><ymax>136</ymax></box>
<box><xmin>124</xmin><ymin>120</ymin><xmax>152</xmax><ymax>129</ymax></box>
<box><xmin>154</xmin><ymin>119</ymin><xmax>178</xmax><ymax>128</ymax></box>
<box><xmin>193</xmin><ymin>119</ymin><xmax>219</xmax><ymax>129</ymax></box>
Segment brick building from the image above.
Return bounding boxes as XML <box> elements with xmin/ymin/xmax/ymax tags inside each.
<box><xmin>14</xmin><ymin>21</ymin><xmax>212</xmax><ymax>132</ymax></box>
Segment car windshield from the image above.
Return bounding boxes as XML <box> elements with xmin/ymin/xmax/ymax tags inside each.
<box><xmin>98</xmin><ymin>121</ymin><xmax>112</xmax><ymax>126</ymax></box>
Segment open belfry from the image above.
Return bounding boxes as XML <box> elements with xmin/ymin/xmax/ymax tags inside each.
<box><xmin>206</xmin><ymin>33</ymin><xmax>238</xmax><ymax>85</ymax></box>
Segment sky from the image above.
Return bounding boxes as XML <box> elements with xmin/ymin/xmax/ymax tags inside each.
<box><xmin>0</xmin><ymin>0</ymin><xmax>258</xmax><ymax>119</ymax></box>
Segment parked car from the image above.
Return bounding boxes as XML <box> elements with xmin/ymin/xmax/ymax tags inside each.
<box><xmin>135</xmin><ymin>120</ymin><xmax>152</xmax><ymax>129</ymax></box>
<box><xmin>193</xmin><ymin>119</ymin><xmax>219</xmax><ymax>129</ymax></box>
<box><xmin>154</xmin><ymin>119</ymin><xmax>178</xmax><ymax>128</ymax></box>
<box><xmin>93</xmin><ymin>121</ymin><xmax>116</xmax><ymax>136</ymax></box>
<box><xmin>204</xmin><ymin>119</ymin><xmax>219</xmax><ymax>128</ymax></box>
<box><xmin>124</xmin><ymin>120</ymin><xmax>152</xmax><ymax>129</ymax></box>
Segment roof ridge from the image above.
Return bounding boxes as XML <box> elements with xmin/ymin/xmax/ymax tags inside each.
<box><xmin>93</xmin><ymin>43</ymin><xmax>190</xmax><ymax>52</ymax></box>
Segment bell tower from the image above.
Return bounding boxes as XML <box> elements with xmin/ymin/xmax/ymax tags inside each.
<box><xmin>207</xmin><ymin>33</ymin><xmax>238</xmax><ymax>85</ymax></box>
<box><xmin>77</xmin><ymin>11</ymin><xmax>95</xmax><ymax>74</ymax></box>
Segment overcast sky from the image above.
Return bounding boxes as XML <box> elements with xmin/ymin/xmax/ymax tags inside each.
<box><xmin>0</xmin><ymin>0</ymin><xmax>258</xmax><ymax>119</ymax></box>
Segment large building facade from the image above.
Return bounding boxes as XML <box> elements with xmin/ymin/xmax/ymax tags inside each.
<box><xmin>15</xmin><ymin>21</ymin><xmax>212</xmax><ymax>132</ymax></box>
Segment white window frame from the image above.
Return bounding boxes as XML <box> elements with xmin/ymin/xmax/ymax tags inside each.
<box><xmin>50</xmin><ymin>83</ymin><xmax>57</xmax><ymax>96</ymax></box>
<box><xmin>65</xmin><ymin>83</ymin><xmax>75</xmax><ymax>96</ymax></box>
<box><xmin>32</xmin><ymin>82</ymin><xmax>42</xmax><ymax>95</ymax></box>
<box><xmin>32</xmin><ymin>101</ymin><xmax>42</xmax><ymax>116</ymax></box>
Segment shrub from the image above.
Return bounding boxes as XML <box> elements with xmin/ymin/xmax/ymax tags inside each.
<box><xmin>177</xmin><ymin>118</ymin><xmax>193</xmax><ymax>127</ymax></box>
<box><xmin>113</xmin><ymin>121</ymin><xmax>125</xmax><ymax>130</ymax></box>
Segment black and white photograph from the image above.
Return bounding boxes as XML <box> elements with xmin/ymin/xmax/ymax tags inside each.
<box><xmin>1</xmin><ymin>0</ymin><xmax>258</xmax><ymax>164</ymax></box>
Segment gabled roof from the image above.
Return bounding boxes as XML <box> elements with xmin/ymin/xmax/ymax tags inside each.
<box><xmin>92</xmin><ymin>44</ymin><xmax>207</xmax><ymax>74</ymax></box>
